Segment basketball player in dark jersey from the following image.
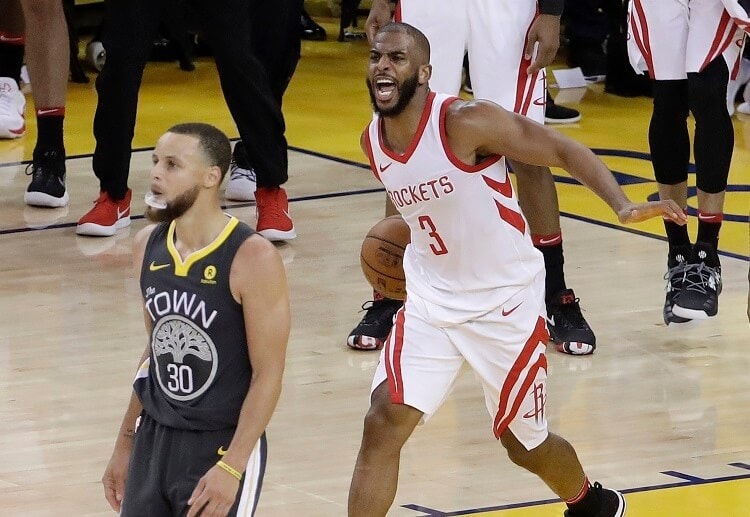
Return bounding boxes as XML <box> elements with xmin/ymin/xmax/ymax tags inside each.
<box><xmin>102</xmin><ymin>123</ymin><xmax>290</xmax><ymax>517</ymax></box>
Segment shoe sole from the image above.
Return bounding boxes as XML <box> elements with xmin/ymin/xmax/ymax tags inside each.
<box><xmin>544</xmin><ymin>114</ymin><xmax>582</xmax><ymax>124</ymax></box>
<box><xmin>24</xmin><ymin>190</ymin><xmax>69</xmax><ymax>208</ymax></box>
<box><xmin>76</xmin><ymin>216</ymin><xmax>131</xmax><ymax>237</ymax></box>
<box><xmin>346</xmin><ymin>336</ymin><xmax>384</xmax><ymax>351</ymax></box>
<box><xmin>225</xmin><ymin>188</ymin><xmax>256</xmax><ymax>202</ymax></box>
<box><xmin>671</xmin><ymin>305</ymin><xmax>715</xmax><ymax>320</ymax></box>
<box><xmin>258</xmin><ymin>227</ymin><xmax>297</xmax><ymax>241</ymax></box>
<box><xmin>555</xmin><ymin>341</ymin><xmax>595</xmax><ymax>355</ymax></box>
<box><xmin>0</xmin><ymin>127</ymin><xmax>25</xmax><ymax>139</ymax></box>
<box><xmin>613</xmin><ymin>490</ymin><xmax>626</xmax><ymax>516</ymax></box>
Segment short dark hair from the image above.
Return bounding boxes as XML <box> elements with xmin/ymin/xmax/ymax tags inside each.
<box><xmin>377</xmin><ymin>22</ymin><xmax>431</xmax><ymax>62</ymax></box>
<box><xmin>167</xmin><ymin>123</ymin><xmax>232</xmax><ymax>182</ymax></box>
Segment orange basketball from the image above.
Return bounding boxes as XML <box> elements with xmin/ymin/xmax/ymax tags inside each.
<box><xmin>360</xmin><ymin>215</ymin><xmax>411</xmax><ymax>300</ymax></box>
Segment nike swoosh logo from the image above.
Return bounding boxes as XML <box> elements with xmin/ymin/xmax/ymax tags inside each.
<box><xmin>502</xmin><ymin>302</ymin><xmax>523</xmax><ymax>316</ymax></box>
<box><xmin>533</xmin><ymin>96</ymin><xmax>546</xmax><ymax>106</ymax></box>
<box><xmin>546</xmin><ymin>316</ymin><xmax>555</xmax><ymax>327</ymax></box>
<box><xmin>0</xmin><ymin>35</ymin><xmax>24</xmax><ymax>43</ymax></box>
<box><xmin>379</xmin><ymin>162</ymin><xmax>392</xmax><ymax>173</ymax></box>
<box><xmin>117</xmin><ymin>206</ymin><xmax>130</xmax><ymax>219</ymax></box>
<box><xmin>697</xmin><ymin>213</ymin><xmax>718</xmax><ymax>221</ymax></box>
<box><xmin>149</xmin><ymin>261</ymin><xmax>170</xmax><ymax>271</ymax></box>
<box><xmin>538</xmin><ymin>236</ymin><xmax>561</xmax><ymax>245</ymax></box>
<box><xmin>37</xmin><ymin>109</ymin><xmax>61</xmax><ymax>116</ymax></box>
<box><xmin>217</xmin><ymin>446</ymin><xmax>227</xmax><ymax>456</ymax></box>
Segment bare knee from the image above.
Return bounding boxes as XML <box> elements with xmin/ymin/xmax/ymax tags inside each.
<box><xmin>500</xmin><ymin>430</ymin><xmax>550</xmax><ymax>471</ymax></box>
<box><xmin>360</xmin><ymin>386</ymin><xmax>420</xmax><ymax>454</ymax></box>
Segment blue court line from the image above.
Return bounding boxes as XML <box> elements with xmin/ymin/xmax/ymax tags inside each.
<box><xmin>729</xmin><ymin>462</ymin><xmax>750</xmax><ymax>471</ymax></box>
<box><xmin>402</xmin><ymin>465</ymin><xmax>750</xmax><ymax>516</ymax></box>
<box><xmin>1</xmin><ymin>147</ymin><xmax>748</xmax><ymax>262</ymax></box>
<box><xmin>660</xmin><ymin>470</ymin><xmax>706</xmax><ymax>482</ymax></box>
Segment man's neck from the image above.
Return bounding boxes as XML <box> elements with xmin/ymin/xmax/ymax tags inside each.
<box><xmin>381</xmin><ymin>89</ymin><xmax>431</xmax><ymax>154</ymax></box>
<box><xmin>172</xmin><ymin>206</ymin><xmax>229</xmax><ymax>257</ymax></box>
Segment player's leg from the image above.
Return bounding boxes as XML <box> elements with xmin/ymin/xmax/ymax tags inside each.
<box><xmin>120</xmin><ymin>414</ymin><xmax>172</xmax><ymax>516</ymax></box>
<box><xmin>198</xmin><ymin>0</ymin><xmax>295</xmax><ymax>241</ymax></box>
<box><xmin>170</xmin><ymin>427</ymin><xmax>267</xmax><ymax>516</ymax></box>
<box><xmin>347</xmin><ymin>195</ymin><xmax>404</xmax><ymax>350</ymax></box>
<box><xmin>628</xmin><ymin>0</ymin><xmax>694</xmax><ymax>324</ymax></box>
<box><xmin>19</xmin><ymin>0</ymin><xmax>69</xmax><ymax>208</ymax></box>
<box><xmin>77</xmin><ymin>0</ymin><xmax>160</xmax><ymax>236</ymax></box>
<box><xmin>671</xmin><ymin>0</ymin><xmax>742</xmax><ymax>319</ymax></box>
<box><xmin>226</xmin><ymin>0</ymin><xmax>302</xmax><ymax>203</ymax></box>
<box><xmin>349</xmin><ymin>298</ymin><xmax>465</xmax><ymax>516</ymax></box>
<box><xmin>458</xmin><ymin>281</ymin><xmax>623</xmax><ymax>516</ymax></box>
<box><xmin>347</xmin><ymin>0</ymin><xmax>467</xmax><ymax>351</ymax></box>
<box><xmin>467</xmin><ymin>0</ymin><xmax>595</xmax><ymax>355</ymax></box>
<box><xmin>0</xmin><ymin>0</ymin><xmax>26</xmax><ymax>140</ymax></box>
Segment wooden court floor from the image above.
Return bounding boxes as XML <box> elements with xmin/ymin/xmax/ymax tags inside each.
<box><xmin>1</xmin><ymin>18</ymin><xmax>749</xmax><ymax>516</ymax></box>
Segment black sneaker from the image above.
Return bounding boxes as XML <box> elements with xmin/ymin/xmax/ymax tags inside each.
<box><xmin>347</xmin><ymin>297</ymin><xmax>403</xmax><ymax>350</ymax></box>
<box><xmin>24</xmin><ymin>150</ymin><xmax>69</xmax><ymax>208</ymax></box>
<box><xmin>663</xmin><ymin>245</ymin><xmax>692</xmax><ymax>325</ymax></box>
<box><xmin>672</xmin><ymin>242</ymin><xmax>722</xmax><ymax>320</ymax></box>
<box><xmin>563</xmin><ymin>482</ymin><xmax>626</xmax><ymax>517</ymax></box>
<box><xmin>545</xmin><ymin>93</ymin><xmax>582</xmax><ymax>124</ymax></box>
<box><xmin>547</xmin><ymin>289</ymin><xmax>596</xmax><ymax>355</ymax></box>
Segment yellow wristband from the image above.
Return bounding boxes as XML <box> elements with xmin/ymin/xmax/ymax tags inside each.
<box><xmin>216</xmin><ymin>460</ymin><xmax>243</xmax><ymax>481</ymax></box>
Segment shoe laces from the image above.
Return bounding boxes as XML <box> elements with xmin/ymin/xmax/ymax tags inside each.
<box><xmin>24</xmin><ymin>152</ymin><xmax>64</xmax><ymax>179</ymax></box>
<box><xmin>358</xmin><ymin>299</ymin><xmax>401</xmax><ymax>326</ymax></box>
<box><xmin>682</xmin><ymin>262</ymin><xmax>721</xmax><ymax>294</ymax></box>
<box><xmin>229</xmin><ymin>161</ymin><xmax>256</xmax><ymax>182</ymax></box>
<box><xmin>663</xmin><ymin>261</ymin><xmax>688</xmax><ymax>291</ymax></box>
<box><xmin>551</xmin><ymin>291</ymin><xmax>588</xmax><ymax>329</ymax></box>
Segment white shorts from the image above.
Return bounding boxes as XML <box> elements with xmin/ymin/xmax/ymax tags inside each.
<box><xmin>371</xmin><ymin>276</ymin><xmax>550</xmax><ymax>450</ymax></box>
<box><xmin>628</xmin><ymin>0</ymin><xmax>746</xmax><ymax>80</ymax></box>
<box><xmin>396</xmin><ymin>0</ymin><xmax>545</xmax><ymax>123</ymax></box>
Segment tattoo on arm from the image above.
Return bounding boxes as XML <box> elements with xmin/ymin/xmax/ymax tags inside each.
<box><xmin>123</xmin><ymin>428</ymin><xmax>135</xmax><ymax>439</ymax></box>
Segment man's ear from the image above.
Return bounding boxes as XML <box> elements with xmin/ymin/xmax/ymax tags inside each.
<box><xmin>419</xmin><ymin>63</ymin><xmax>432</xmax><ymax>85</ymax></box>
<box><xmin>204</xmin><ymin>165</ymin><xmax>222</xmax><ymax>188</ymax></box>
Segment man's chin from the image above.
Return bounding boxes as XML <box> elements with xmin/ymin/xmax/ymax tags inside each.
<box><xmin>145</xmin><ymin>206</ymin><xmax>172</xmax><ymax>223</ymax></box>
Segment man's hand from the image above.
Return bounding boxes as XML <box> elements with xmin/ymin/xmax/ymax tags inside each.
<box><xmin>102</xmin><ymin>447</ymin><xmax>131</xmax><ymax>512</ymax></box>
<box><xmin>525</xmin><ymin>14</ymin><xmax>561</xmax><ymax>75</ymax></box>
<box><xmin>365</xmin><ymin>0</ymin><xmax>394</xmax><ymax>43</ymax></box>
<box><xmin>186</xmin><ymin>464</ymin><xmax>241</xmax><ymax>517</ymax></box>
<box><xmin>617</xmin><ymin>200</ymin><xmax>687</xmax><ymax>225</ymax></box>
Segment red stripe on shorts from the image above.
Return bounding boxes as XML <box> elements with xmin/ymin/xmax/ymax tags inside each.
<box><xmin>493</xmin><ymin>317</ymin><xmax>549</xmax><ymax>438</ymax></box>
<box><xmin>631</xmin><ymin>0</ymin><xmax>655</xmax><ymax>79</ymax></box>
<box><xmin>514</xmin><ymin>13</ymin><xmax>539</xmax><ymax>116</ymax></box>
<box><xmin>385</xmin><ymin>305</ymin><xmax>406</xmax><ymax>404</ymax></box>
<box><xmin>701</xmin><ymin>10</ymin><xmax>733</xmax><ymax>72</ymax></box>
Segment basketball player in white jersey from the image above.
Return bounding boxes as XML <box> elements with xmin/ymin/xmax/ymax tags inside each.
<box><xmin>628</xmin><ymin>0</ymin><xmax>746</xmax><ymax>323</ymax></box>
<box><xmin>348</xmin><ymin>23</ymin><xmax>687</xmax><ymax>517</ymax></box>
<box><xmin>349</xmin><ymin>0</ymin><xmax>599</xmax><ymax>356</ymax></box>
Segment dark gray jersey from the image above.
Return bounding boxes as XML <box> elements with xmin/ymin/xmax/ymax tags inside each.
<box><xmin>135</xmin><ymin>217</ymin><xmax>256</xmax><ymax>430</ymax></box>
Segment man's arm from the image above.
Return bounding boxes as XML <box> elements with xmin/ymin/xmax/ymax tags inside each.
<box><xmin>365</xmin><ymin>0</ymin><xmax>395</xmax><ymax>43</ymax></box>
<box><xmin>446</xmin><ymin>100</ymin><xmax>687</xmax><ymax>224</ymax></box>
<box><xmin>526</xmin><ymin>0</ymin><xmax>564</xmax><ymax>74</ymax></box>
<box><xmin>102</xmin><ymin>224</ymin><xmax>157</xmax><ymax>512</ymax></box>
<box><xmin>187</xmin><ymin>234</ymin><xmax>290</xmax><ymax>517</ymax></box>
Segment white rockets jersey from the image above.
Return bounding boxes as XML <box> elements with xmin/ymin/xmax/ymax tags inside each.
<box><xmin>364</xmin><ymin>92</ymin><xmax>544</xmax><ymax>315</ymax></box>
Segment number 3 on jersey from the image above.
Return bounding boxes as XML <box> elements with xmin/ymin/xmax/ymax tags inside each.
<box><xmin>418</xmin><ymin>215</ymin><xmax>448</xmax><ymax>255</ymax></box>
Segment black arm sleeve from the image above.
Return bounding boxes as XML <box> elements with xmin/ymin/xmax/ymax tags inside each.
<box><xmin>539</xmin><ymin>0</ymin><xmax>564</xmax><ymax>16</ymax></box>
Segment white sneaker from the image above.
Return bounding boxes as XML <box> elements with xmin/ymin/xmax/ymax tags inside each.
<box><xmin>737</xmin><ymin>102</ymin><xmax>750</xmax><ymax>115</ymax></box>
<box><xmin>225</xmin><ymin>162</ymin><xmax>256</xmax><ymax>201</ymax></box>
<box><xmin>0</xmin><ymin>77</ymin><xmax>26</xmax><ymax>139</ymax></box>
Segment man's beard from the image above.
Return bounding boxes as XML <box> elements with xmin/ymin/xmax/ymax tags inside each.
<box><xmin>145</xmin><ymin>185</ymin><xmax>201</xmax><ymax>223</ymax></box>
<box><xmin>367</xmin><ymin>72</ymin><xmax>419</xmax><ymax>117</ymax></box>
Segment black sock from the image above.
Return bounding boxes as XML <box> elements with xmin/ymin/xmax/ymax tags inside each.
<box><xmin>34</xmin><ymin>111</ymin><xmax>65</xmax><ymax>160</ymax></box>
<box><xmin>664</xmin><ymin>219</ymin><xmax>691</xmax><ymax>266</ymax></box>
<box><xmin>565</xmin><ymin>479</ymin><xmax>598</xmax><ymax>516</ymax></box>
<box><xmin>0</xmin><ymin>35</ymin><xmax>25</xmax><ymax>83</ymax></box>
<box><xmin>534</xmin><ymin>237</ymin><xmax>566</xmax><ymax>304</ymax></box>
<box><xmin>696</xmin><ymin>211</ymin><xmax>722</xmax><ymax>251</ymax></box>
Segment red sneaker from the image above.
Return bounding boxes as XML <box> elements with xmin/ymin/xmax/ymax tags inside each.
<box><xmin>76</xmin><ymin>189</ymin><xmax>132</xmax><ymax>236</ymax></box>
<box><xmin>255</xmin><ymin>186</ymin><xmax>296</xmax><ymax>241</ymax></box>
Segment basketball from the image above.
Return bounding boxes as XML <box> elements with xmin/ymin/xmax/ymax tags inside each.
<box><xmin>360</xmin><ymin>215</ymin><xmax>411</xmax><ymax>300</ymax></box>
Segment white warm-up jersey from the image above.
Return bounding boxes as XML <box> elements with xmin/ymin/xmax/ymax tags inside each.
<box><xmin>364</xmin><ymin>92</ymin><xmax>545</xmax><ymax>316</ymax></box>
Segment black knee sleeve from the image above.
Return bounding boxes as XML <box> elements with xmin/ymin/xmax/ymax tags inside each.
<box><xmin>649</xmin><ymin>80</ymin><xmax>690</xmax><ymax>185</ymax></box>
<box><xmin>689</xmin><ymin>57</ymin><xmax>733</xmax><ymax>193</ymax></box>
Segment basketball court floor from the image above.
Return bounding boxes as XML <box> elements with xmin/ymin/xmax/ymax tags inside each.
<box><xmin>0</xmin><ymin>18</ymin><xmax>748</xmax><ymax>516</ymax></box>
